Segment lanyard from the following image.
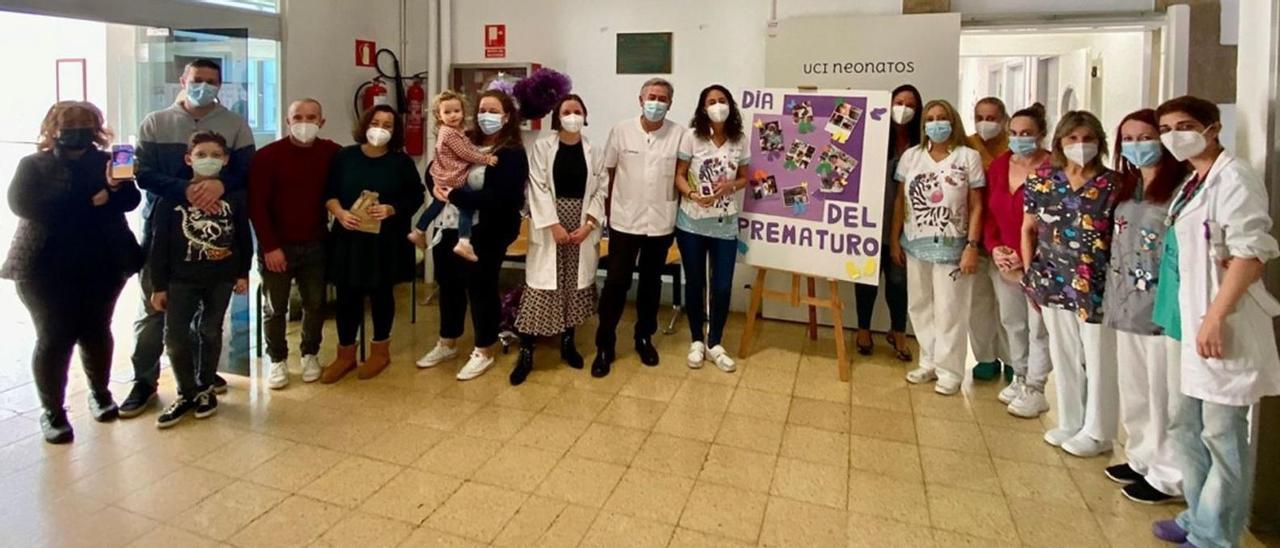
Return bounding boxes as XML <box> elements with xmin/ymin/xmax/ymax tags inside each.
<box><xmin>1165</xmin><ymin>175</ymin><xmax>1204</xmax><ymax>227</ymax></box>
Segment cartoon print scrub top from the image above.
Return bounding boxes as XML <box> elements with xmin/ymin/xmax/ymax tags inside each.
<box><xmin>1102</xmin><ymin>185</ymin><xmax>1170</xmax><ymax>336</ymax></box>
<box><xmin>895</xmin><ymin>144</ymin><xmax>986</xmax><ymax>264</ymax></box>
<box><xmin>1022</xmin><ymin>167</ymin><xmax>1122</xmax><ymax>323</ymax></box>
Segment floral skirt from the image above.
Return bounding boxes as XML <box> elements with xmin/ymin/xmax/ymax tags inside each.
<box><xmin>514</xmin><ymin>198</ymin><xmax>597</xmax><ymax>336</ymax></box>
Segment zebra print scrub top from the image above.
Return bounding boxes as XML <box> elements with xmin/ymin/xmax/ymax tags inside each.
<box><xmin>894</xmin><ymin>144</ymin><xmax>986</xmax><ymax>264</ymax></box>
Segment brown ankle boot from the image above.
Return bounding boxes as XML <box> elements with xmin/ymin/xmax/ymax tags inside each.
<box><xmin>358</xmin><ymin>339</ymin><xmax>392</xmax><ymax>380</ymax></box>
<box><xmin>320</xmin><ymin>345</ymin><xmax>358</xmax><ymax>384</ymax></box>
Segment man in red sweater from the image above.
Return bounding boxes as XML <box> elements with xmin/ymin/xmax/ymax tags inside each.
<box><xmin>249</xmin><ymin>98</ymin><xmax>341</xmax><ymax>389</ymax></box>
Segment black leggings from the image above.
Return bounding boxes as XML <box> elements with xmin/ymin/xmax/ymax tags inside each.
<box><xmin>434</xmin><ymin>229</ymin><xmax>504</xmax><ymax>348</ymax></box>
<box><xmin>853</xmin><ymin>262</ymin><xmax>908</xmax><ymax>332</ymax></box>
<box><xmin>16</xmin><ymin>275</ymin><xmax>128</xmax><ymax>413</ymax></box>
<box><xmin>335</xmin><ymin>284</ymin><xmax>396</xmax><ymax>345</ymax></box>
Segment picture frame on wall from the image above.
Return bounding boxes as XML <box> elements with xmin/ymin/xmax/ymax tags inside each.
<box><xmin>616</xmin><ymin>32</ymin><xmax>673</xmax><ymax>74</ymax></box>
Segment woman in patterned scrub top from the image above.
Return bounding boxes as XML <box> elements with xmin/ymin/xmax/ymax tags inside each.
<box><xmin>1020</xmin><ymin>110</ymin><xmax>1123</xmax><ymax>459</ymax></box>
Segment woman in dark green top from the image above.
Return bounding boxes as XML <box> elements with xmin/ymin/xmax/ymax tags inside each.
<box><xmin>320</xmin><ymin>105</ymin><xmax>424</xmax><ymax>383</ymax></box>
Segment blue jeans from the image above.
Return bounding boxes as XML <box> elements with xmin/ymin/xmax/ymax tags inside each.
<box><xmin>414</xmin><ymin>194</ymin><xmax>473</xmax><ymax>238</ymax></box>
<box><xmin>1171</xmin><ymin>390</ymin><xmax>1253</xmax><ymax>548</ymax></box>
<box><xmin>164</xmin><ymin>281</ymin><xmax>234</xmax><ymax>398</ymax></box>
<box><xmin>675</xmin><ymin>229</ymin><xmax>737</xmax><ymax>347</ymax></box>
<box><xmin>131</xmin><ymin>267</ymin><xmax>164</xmax><ymax>388</ymax></box>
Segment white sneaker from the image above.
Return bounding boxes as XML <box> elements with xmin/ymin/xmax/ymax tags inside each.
<box><xmin>905</xmin><ymin>367</ymin><xmax>937</xmax><ymax>384</ymax></box>
<box><xmin>1007</xmin><ymin>385</ymin><xmax>1050</xmax><ymax>418</ymax></box>
<box><xmin>1062</xmin><ymin>434</ymin><xmax>1113</xmax><ymax>458</ymax></box>
<box><xmin>707</xmin><ymin>345</ymin><xmax>736</xmax><ymax>373</ymax></box>
<box><xmin>999</xmin><ymin>375</ymin><xmax>1026</xmax><ymax>404</ymax></box>
<box><xmin>417</xmin><ymin>342</ymin><xmax>458</xmax><ymax>369</ymax></box>
<box><xmin>456</xmin><ymin>349</ymin><xmax>495</xmax><ymax>381</ymax></box>
<box><xmin>301</xmin><ymin>355</ymin><xmax>322</xmax><ymax>383</ymax></box>
<box><xmin>1043</xmin><ymin>428</ymin><xmax>1077</xmax><ymax>447</ymax></box>
<box><xmin>267</xmin><ymin>361</ymin><xmax>289</xmax><ymax>390</ymax></box>
<box><xmin>687</xmin><ymin>342</ymin><xmax>706</xmax><ymax>369</ymax></box>
<box><xmin>934</xmin><ymin>376</ymin><xmax>960</xmax><ymax>395</ymax></box>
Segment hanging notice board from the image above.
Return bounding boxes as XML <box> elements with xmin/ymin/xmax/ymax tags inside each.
<box><xmin>616</xmin><ymin>32</ymin><xmax>673</xmax><ymax>74</ymax></box>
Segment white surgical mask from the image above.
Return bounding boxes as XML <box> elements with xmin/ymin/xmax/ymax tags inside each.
<box><xmin>706</xmin><ymin>103</ymin><xmax>730</xmax><ymax>123</ymax></box>
<box><xmin>192</xmin><ymin>157</ymin><xmax>224</xmax><ymax>177</ymax></box>
<box><xmin>1160</xmin><ymin>128</ymin><xmax>1210</xmax><ymax>162</ymax></box>
<box><xmin>1064</xmin><ymin>142</ymin><xmax>1098</xmax><ymax>166</ymax></box>
<box><xmin>559</xmin><ymin>114</ymin><xmax>584</xmax><ymax>134</ymax></box>
<box><xmin>975</xmin><ymin>120</ymin><xmax>1002</xmax><ymax>141</ymax></box>
<box><xmin>289</xmin><ymin>122</ymin><xmax>320</xmax><ymax>144</ymax></box>
<box><xmin>365</xmin><ymin>127</ymin><xmax>391</xmax><ymax>147</ymax></box>
<box><xmin>891</xmin><ymin>105</ymin><xmax>915</xmax><ymax>125</ymax></box>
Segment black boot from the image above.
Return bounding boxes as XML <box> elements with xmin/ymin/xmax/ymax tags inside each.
<box><xmin>591</xmin><ymin>348</ymin><xmax>614</xmax><ymax>378</ymax></box>
<box><xmin>560</xmin><ymin>329</ymin><xmax>584</xmax><ymax>369</ymax></box>
<box><xmin>510</xmin><ymin>335</ymin><xmax>535</xmax><ymax>386</ymax></box>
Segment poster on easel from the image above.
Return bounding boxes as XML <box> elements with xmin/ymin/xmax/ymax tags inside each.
<box><xmin>736</xmin><ymin>88</ymin><xmax>891</xmax><ymax>285</ymax></box>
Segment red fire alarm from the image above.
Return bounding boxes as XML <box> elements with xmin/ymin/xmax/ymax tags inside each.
<box><xmin>355</xmin><ymin>40</ymin><xmax>377</xmax><ymax>67</ymax></box>
<box><xmin>484</xmin><ymin>24</ymin><xmax>506</xmax><ymax>59</ymax></box>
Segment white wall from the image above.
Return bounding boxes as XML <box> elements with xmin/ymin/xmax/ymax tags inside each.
<box><xmin>281</xmin><ymin>0</ymin><xmax>426</xmax><ymax>144</ymax></box>
<box><xmin>953</xmin><ymin>0</ymin><xmax>1154</xmax><ymax>14</ymax></box>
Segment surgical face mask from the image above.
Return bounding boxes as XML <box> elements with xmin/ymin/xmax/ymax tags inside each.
<box><xmin>924</xmin><ymin>120</ymin><xmax>952</xmax><ymax>143</ymax></box>
<box><xmin>186</xmin><ymin>82</ymin><xmax>220</xmax><ymax>108</ymax></box>
<box><xmin>1064</xmin><ymin>142</ymin><xmax>1099</xmax><ymax>166</ymax></box>
<box><xmin>1121</xmin><ymin>140</ymin><xmax>1163</xmax><ymax>168</ymax></box>
<box><xmin>56</xmin><ymin>127</ymin><xmax>95</xmax><ymax>150</ymax></box>
<box><xmin>289</xmin><ymin>122</ymin><xmax>320</xmax><ymax>144</ymax></box>
<box><xmin>706</xmin><ymin>103</ymin><xmax>730</xmax><ymax>123</ymax></box>
<box><xmin>1160</xmin><ymin>128</ymin><xmax>1210</xmax><ymax>162</ymax></box>
<box><xmin>975</xmin><ymin>120</ymin><xmax>1002</xmax><ymax>141</ymax></box>
<box><xmin>891</xmin><ymin>105</ymin><xmax>915</xmax><ymax>126</ymax></box>
<box><xmin>1008</xmin><ymin>136</ymin><xmax>1039</xmax><ymax>157</ymax></box>
<box><xmin>365</xmin><ymin>126</ymin><xmax>391</xmax><ymax>147</ymax></box>
<box><xmin>559</xmin><ymin>114</ymin><xmax>584</xmax><ymax>134</ymax></box>
<box><xmin>477</xmin><ymin>112</ymin><xmax>505</xmax><ymax>135</ymax></box>
<box><xmin>192</xmin><ymin>157</ymin><xmax>224</xmax><ymax>177</ymax></box>
<box><xmin>642</xmin><ymin>100</ymin><xmax>669</xmax><ymax>122</ymax></box>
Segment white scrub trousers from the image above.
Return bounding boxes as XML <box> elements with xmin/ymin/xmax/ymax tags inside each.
<box><xmin>1115</xmin><ymin>331</ymin><xmax>1183</xmax><ymax>496</ymax></box>
<box><xmin>1022</xmin><ymin>301</ymin><xmax>1052</xmax><ymax>391</ymax></box>
<box><xmin>906</xmin><ymin>257</ymin><xmax>974</xmax><ymax>385</ymax></box>
<box><xmin>968</xmin><ymin>257</ymin><xmax>1007</xmax><ymax>364</ymax></box>
<box><xmin>985</xmin><ymin>265</ymin><xmax>1032</xmax><ymax>379</ymax></box>
<box><xmin>1041</xmin><ymin>306</ymin><xmax>1119</xmax><ymax>444</ymax></box>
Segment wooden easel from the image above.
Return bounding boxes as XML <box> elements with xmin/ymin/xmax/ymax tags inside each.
<box><xmin>738</xmin><ymin>267</ymin><xmax>849</xmax><ymax>381</ymax></box>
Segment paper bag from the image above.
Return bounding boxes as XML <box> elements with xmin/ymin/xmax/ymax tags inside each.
<box><xmin>351</xmin><ymin>190</ymin><xmax>382</xmax><ymax>234</ymax></box>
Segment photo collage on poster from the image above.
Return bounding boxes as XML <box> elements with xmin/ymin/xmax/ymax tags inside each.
<box><xmin>748</xmin><ymin>95</ymin><xmax>866</xmax><ymax>217</ymax></box>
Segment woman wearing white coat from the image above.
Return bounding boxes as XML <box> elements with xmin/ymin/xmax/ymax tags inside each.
<box><xmin>510</xmin><ymin>95</ymin><xmax>606</xmax><ymax>386</ymax></box>
<box><xmin>1150</xmin><ymin>96</ymin><xmax>1280</xmax><ymax>548</ymax></box>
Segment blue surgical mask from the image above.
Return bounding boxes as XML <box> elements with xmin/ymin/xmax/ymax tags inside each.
<box><xmin>1121</xmin><ymin>140</ymin><xmax>1163</xmax><ymax>168</ymax></box>
<box><xmin>1008</xmin><ymin>136</ymin><xmax>1039</xmax><ymax>156</ymax></box>
<box><xmin>924</xmin><ymin>120</ymin><xmax>952</xmax><ymax>143</ymax></box>
<box><xmin>642</xmin><ymin>100</ymin><xmax>668</xmax><ymax>122</ymax></box>
<box><xmin>477</xmin><ymin>112</ymin><xmax>505</xmax><ymax>135</ymax></box>
<box><xmin>186</xmin><ymin>82</ymin><xmax>220</xmax><ymax>108</ymax></box>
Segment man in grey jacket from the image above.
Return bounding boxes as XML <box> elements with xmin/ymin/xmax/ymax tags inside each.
<box><xmin>120</xmin><ymin>58</ymin><xmax>255</xmax><ymax>418</ymax></box>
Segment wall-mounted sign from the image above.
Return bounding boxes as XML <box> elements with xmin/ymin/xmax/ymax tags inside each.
<box><xmin>484</xmin><ymin>24</ymin><xmax>506</xmax><ymax>58</ymax></box>
<box><xmin>616</xmin><ymin>32</ymin><xmax>673</xmax><ymax>74</ymax></box>
<box><xmin>355</xmin><ymin>39</ymin><xmax>376</xmax><ymax>67</ymax></box>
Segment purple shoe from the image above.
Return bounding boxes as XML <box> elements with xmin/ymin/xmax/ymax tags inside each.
<box><xmin>1152</xmin><ymin>520</ymin><xmax>1188</xmax><ymax>543</ymax></box>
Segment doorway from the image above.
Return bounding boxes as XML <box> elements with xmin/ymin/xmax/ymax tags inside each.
<box><xmin>0</xmin><ymin>9</ymin><xmax>279</xmax><ymax>407</ymax></box>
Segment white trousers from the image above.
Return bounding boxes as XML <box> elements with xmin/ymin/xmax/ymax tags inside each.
<box><xmin>1116</xmin><ymin>331</ymin><xmax>1183</xmax><ymax>496</ymax></box>
<box><xmin>1042</xmin><ymin>307</ymin><xmax>1119</xmax><ymax>442</ymax></box>
<box><xmin>1021</xmin><ymin>302</ymin><xmax>1052</xmax><ymax>390</ymax></box>
<box><xmin>986</xmin><ymin>264</ymin><xmax>1031</xmax><ymax>374</ymax></box>
<box><xmin>907</xmin><ymin>257</ymin><xmax>974</xmax><ymax>385</ymax></box>
<box><xmin>968</xmin><ymin>257</ymin><xmax>1008</xmax><ymax>363</ymax></box>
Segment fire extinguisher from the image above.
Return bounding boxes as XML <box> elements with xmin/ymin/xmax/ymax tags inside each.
<box><xmin>404</xmin><ymin>78</ymin><xmax>425</xmax><ymax>156</ymax></box>
<box><xmin>354</xmin><ymin>77</ymin><xmax>388</xmax><ymax>117</ymax></box>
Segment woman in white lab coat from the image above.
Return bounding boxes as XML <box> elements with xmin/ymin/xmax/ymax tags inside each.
<box><xmin>510</xmin><ymin>94</ymin><xmax>606</xmax><ymax>386</ymax></box>
<box><xmin>1150</xmin><ymin>95</ymin><xmax>1280</xmax><ymax>548</ymax></box>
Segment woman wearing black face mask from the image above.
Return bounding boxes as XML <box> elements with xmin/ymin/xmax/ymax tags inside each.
<box><xmin>1</xmin><ymin>101</ymin><xmax>144</xmax><ymax>444</ymax></box>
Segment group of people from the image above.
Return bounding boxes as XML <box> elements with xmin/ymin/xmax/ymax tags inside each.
<box><xmin>886</xmin><ymin>90</ymin><xmax>1278</xmax><ymax>547</ymax></box>
<box><xmin>5</xmin><ymin>55</ymin><xmax>1277</xmax><ymax>547</ymax></box>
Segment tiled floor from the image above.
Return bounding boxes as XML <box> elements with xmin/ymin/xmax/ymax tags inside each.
<box><xmin>0</xmin><ymin>285</ymin><xmax>1275</xmax><ymax>547</ymax></box>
